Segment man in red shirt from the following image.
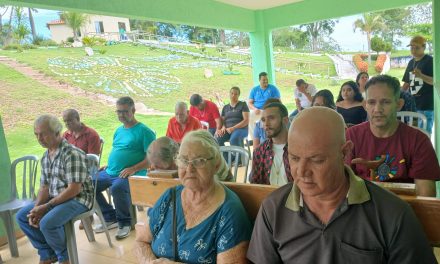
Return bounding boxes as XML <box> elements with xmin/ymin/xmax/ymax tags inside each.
<box><xmin>189</xmin><ymin>94</ymin><xmax>221</xmax><ymax>136</ymax></box>
<box><xmin>166</xmin><ymin>102</ymin><xmax>201</xmax><ymax>143</ymax></box>
<box><xmin>62</xmin><ymin>109</ymin><xmax>101</xmax><ymax>155</ymax></box>
<box><xmin>346</xmin><ymin>75</ymin><xmax>440</xmax><ymax>197</ymax></box>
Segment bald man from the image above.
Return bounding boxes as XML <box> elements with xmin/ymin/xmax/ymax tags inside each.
<box><xmin>62</xmin><ymin>109</ymin><xmax>101</xmax><ymax>155</ymax></box>
<box><xmin>247</xmin><ymin>107</ymin><xmax>435</xmax><ymax>263</ymax></box>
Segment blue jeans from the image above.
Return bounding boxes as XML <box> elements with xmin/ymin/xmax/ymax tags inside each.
<box><xmin>16</xmin><ymin>200</ymin><xmax>87</xmax><ymax>262</ymax></box>
<box><xmin>95</xmin><ymin>170</ymin><xmax>131</xmax><ymax>227</ymax></box>
<box><xmin>417</xmin><ymin>110</ymin><xmax>434</xmax><ymax>135</ymax></box>
<box><xmin>216</xmin><ymin>127</ymin><xmax>248</xmax><ymax>162</ymax></box>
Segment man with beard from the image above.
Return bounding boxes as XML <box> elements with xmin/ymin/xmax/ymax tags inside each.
<box><xmin>94</xmin><ymin>97</ymin><xmax>156</xmax><ymax>239</ymax></box>
<box><xmin>250</xmin><ymin>102</ymin><xmax>293</xmax><ymax>185</ymax></box>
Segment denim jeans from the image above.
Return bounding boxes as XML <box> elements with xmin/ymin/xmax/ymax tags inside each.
<box><xmin>417</xmin><ymin>110</ymin><xmax>434</xmax><ymax>135</ymax></box>
<box><xmin>16</xmin><ymin>200</ymin><xmax>88</xmax><ymax>262</ymax></box>
<box><xmin>94</xmin><ymin>170</ymin><xmax>132</xmax><ymax>227</ymax></box>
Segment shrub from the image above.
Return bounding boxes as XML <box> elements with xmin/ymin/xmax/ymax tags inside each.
<box><xmin>81</xmin><ymin>36</ymin><xmax>95</xmax><ymax>46</ymax></box>
<box><xmin>3</xmin><ymin>44</ymin><xmax>22</xmax><ymax>50</ymax></box>
<box><xmin>39</xmin><ymin>39</ymin><xmax>58</xmax><ymax>46</ymax></box>
<box><xmin>21</xmin><ymin>44</ymin><xmax>37</xmax><ymax>49</ymax></box>
<box><xmin>352</xmin><ymin>54</ymin><xmax>369</xmax><ymax>72</ymax></box>
<box><xmin>97</xmin><ymin>49</ymin><xmax>107</xmax><ymax>54</ymax></box>
<box><xmin>66</xmin><ymin>37</ymin><xmax>74</xmax><ymax>43</ymax></box>
<box><xmin>375</xmin><ymin>54</ymin><xmax>387</xmax><ymax>73</ymax></box>
<box><xmin>32</xmin><ymin>35</ymin><xmax>46</xmax><ymax>45</ymax></box>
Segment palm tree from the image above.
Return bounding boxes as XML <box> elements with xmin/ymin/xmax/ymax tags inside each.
<box><xmin>354</xmin><ymin>13</ymin><xmax>385</xmax><ymax>63</ymax></box>
<box><xmin>28</xmin><ymin>7</ymin><xmax>38</xmax><ymax>41</ymax></box>
<box><xmin>60</xmin><ymin>11</ymin><xmax>88</xmax><ymax>41</ymax></box>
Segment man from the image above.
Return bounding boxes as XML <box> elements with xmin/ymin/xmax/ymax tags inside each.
<box><xmin>189</xmin><ymin>94</ymin><xmax>221</xmax><ymax>136</ymax></box>
<box><xmin>94</xmin><ymin>96</ymin><xmax>156</xmax><ymax>239</ymax></box>
<box><xmin>346</xmin><ymin>75</ymin><xmax>440</xmax><ymax>197</ymax></box>
<box><xmin>166</xmin><ymin>102</ymin><xmax>201</xmax><ymax>143</ymax></box>
<box><xmin>62</xmin><ymin>109</ymin><xmax>101</xmax><ymax>155</ymax></box>
<box><xmin>250</xmin><ymin>102</ymin><xmax>293</xmax><ymax>186</ymax></box>
<box><xmin>248</xmin><ymin>72</ymin><xmax>281</xmax><ymax>138</ymax></box>
<box><xmin>247</xmin><ymin>107</ymin><xmax>436</xmax><ymax>263</ymax></box>
<box><xmin>16</xmin><ymin>115</ymin><xmax>93</xmax><ymax>264</ymax></box>
<box><xmin>290</xmin><ymin>79</ymin><xmax>317</xmax><ymax>118</ymax></box>
<box><xmin>147</xmin><ymin>136</ymin><xmax>179</xmax><ymax>170</ymax></box>
<box><xmin>402</xmin><ymin>35</ymin><xmax>434</xmax><ymax>134</ymax></box>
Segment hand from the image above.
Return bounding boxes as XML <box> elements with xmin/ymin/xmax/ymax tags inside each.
<box><xmin>226</xmin><ymin>127</ymin><xmax>235</xmax><ymax>134</ymax></box>
<box><xmin>254</xmin><ymin>109</ymin><xmax>261</xmax><ymax>115</ymax></box>
<box><xmin>27</xmin><ymin>204</ymin><xmax>48</xmax><ymax>228</ymax></box>
<box><xmin>413</xmin><ymin>68</ymin><xmax>422</xmax><ymax>78</ymax></box>
<box><xmin>120</xmin><ymin>167</ymin><xmax>137</xmax><ymax>178</ymax></box>
<box><xmin>28</xmin><ymin>214</ymin><xmax>39</xmax><ymax>228</ymax></box>
<box><xmin>215</xmin><ymin>127</ymin><xmax>226</xmax><ymax>137</ymax></box>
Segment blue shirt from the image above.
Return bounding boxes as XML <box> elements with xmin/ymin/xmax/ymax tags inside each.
<box><xmin>106</xmin><ymin>122</ymin><xmax>155</xmax><ymax>176</ymax></box>
<box><xmin>253</xmin><ymin>120</ymin><xmax>266</xmax><ymax>143</ymax></box>
<box><xmin>149</xmin><ymin>185</ymin><xmax>252</xmax><ymax>264</ymax></box>
<box><xmin>249</xmin><ymin>84</ymin><xmax>280</xmax><ymax>109</ymax></box>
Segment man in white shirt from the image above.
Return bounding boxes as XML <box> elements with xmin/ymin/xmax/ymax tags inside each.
<box><xmin>290</xmin><ymin>79</ymin><xmax>317</xmax><ymax>119</ymax></box>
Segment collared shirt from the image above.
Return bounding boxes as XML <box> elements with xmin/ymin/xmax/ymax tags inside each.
<box><xmin>166</xmin><ymin>115</ymin><xmax>201</xmax><ymax>143</ymax></box>
<box><xmin>40</xmin><ymin>139</ymin><xmax>93</xmax><ymax>209</ymax></box>
<box><xmin>62</xmin><ymin>123</ymin><xmax>101</xmax><ymax>155</ymax></box>
<box><xmin>249</xmin><ymin>84</ymin><xmax>281</xmax><ymax>109</ymax></box>
<box><xmin>247</xmin><ymin>166</ymin><xmax>436</xmax><ymax>263</ymax></box>
<box><xmin>250</xmin><ymin>138</ymin><xmax>293</xmax><ymax>185</ymax></box>
<box><xmin>189</xmin><ymin>100</ymin><xmax>220</xmax><ymax>129</ymax></box>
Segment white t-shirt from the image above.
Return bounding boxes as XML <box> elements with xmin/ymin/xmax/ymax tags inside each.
<box><xmin>294</xmin><ymin>84</ymin><xmax>317</xmax><ymax>109</ymax></box>
<box><xmin>269</xmin><ymin>144</ymin><xmax>288</xmax><ymax>186</ymax></box>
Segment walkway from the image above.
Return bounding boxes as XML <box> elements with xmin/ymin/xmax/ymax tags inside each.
<box><xmin>327</xmin><ymin>54</ymin><xmax>358</xmax><ymax>80</ymax></box>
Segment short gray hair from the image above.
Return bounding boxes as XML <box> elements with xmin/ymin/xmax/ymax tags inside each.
<box><xmin>34</xmin><ymin>114</ymin><xmax>63</xmax><ymax>135</ymax></box>
<box><xmin>147</xmin><ymin>137</ymin><xmax>179</xmax><ymax>167</ymax></box>
<box><xmin>175</xmin><ymin>101</ymin><xmax>188</xmax><ymax>111</ymax></box>
<box><xmin>117</xmin><ymin>96</ymin><xmax>135</xmax><ymax>108</ymax></box>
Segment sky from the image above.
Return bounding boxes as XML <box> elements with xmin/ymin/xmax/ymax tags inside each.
<box><xmin>2</xmin><ymin>8</ymin><xmax>411</xmax><ymax>52</ymax></box>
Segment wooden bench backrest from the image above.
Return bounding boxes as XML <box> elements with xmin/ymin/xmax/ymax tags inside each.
<box><xmin>129</xmin><ymin>176</ymin><xmax>440</xmax><ymax>246</ymax></box>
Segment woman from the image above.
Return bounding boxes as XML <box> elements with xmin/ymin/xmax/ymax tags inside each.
<box><xmin>312</xmin><ymin>89</ymin><xmax>336</xmax><ymax>109</ymax></box>
<box><xmin>135</xmin><ymin>130</ymin><xmax>251</xmax><ymax>264</ymax></box>
<box><xmin>215</xmin><ymin>87</ymin><xmax>249</xmax><ymax>149</ymax></box>
<box><xmin>356</xmin><ymin>72</ymin><xmax>369</xmax><ymax>98</ymax></box>
<box><xmin>336</xmin><ymin>81</ymin><xmax>367</xmax><ymax>127</ymax></box>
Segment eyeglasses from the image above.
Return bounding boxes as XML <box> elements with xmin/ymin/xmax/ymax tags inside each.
<box><xmin>175</xmin><ymin>157</ymin><xmax>214</xmax><ymax>168</ymax></box>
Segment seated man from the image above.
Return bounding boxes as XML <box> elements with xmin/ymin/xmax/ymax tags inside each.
<box><xmin>166</xmin><ymin>102</ymin><xmax>201</xmax><ymax>143</ymax></box>
<box><xmin>147</xmin><ymin>136</ymin><xmax>179</xmax><ymax>171</ymax></box>
<box><xmin>16</xmin><ymin>115</ymin><xmax>93</xmax><ymax>264</ymax></box>
<box><xmin>62</xmin><ymin>108</ymin><xmax>101</xmax><ymax>155</ymax></box>
<box><xmin>290</xmin><ymin>79</ymin><xmax>317</xmax><ymax>118</ymax></box>
<box><xmin>252</xmin><ymin>98</ymin><xmax>282</xmax><ymax>150</ymax></box>
<box><xmin>250</xmin><ymin>102</ymin><xmax>293</xmax><ymax>186</ymax></box>
<box><xmin>346</xmin><ymin>75</ymin><xmax>440</xmax><ymax>197</ymax></box>
<box><xmin>189</xmin><ymin>94</ymin><xmax>221</xmax><ymax>136</ymax></box>
<box><xmin>247</xmin><ymin>107</ymin><xmax>435</xmax><ymax>263</ymax></box>
<box><xmin>94</xmin><ymin>96</ymin><xmax>156</xmax><ymax>239</ymax></box>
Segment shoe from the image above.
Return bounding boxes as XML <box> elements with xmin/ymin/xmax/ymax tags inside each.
<box><xmin>115</xmin><ymin>225</ymin><xmax>131</xmax><ymax>240</ymax></box>
<box><xmin>93</xmin><ymin>221</ymin><xmax>118</xmax><ymax>233</ymax></box>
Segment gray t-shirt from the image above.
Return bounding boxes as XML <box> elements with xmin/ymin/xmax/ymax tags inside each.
<box><xmin>247</xmin><ymin>167</ymin><xmax>435</xmax><ymax>264</ymax></box>
<box><xmin>221</xmin><ymin>101</ymin><xmax>249</xmax><ymax>128</ymax></box>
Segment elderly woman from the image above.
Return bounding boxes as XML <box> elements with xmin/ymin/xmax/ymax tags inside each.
<box><xmin>135</xmin><ymin>130</ymin><xmax>250</xmax><ymax>264</ymax></box>
<box><xmin>215</xmin><ymin>87</ymin><xmax>249</xmax><ymax>148</ymax></box>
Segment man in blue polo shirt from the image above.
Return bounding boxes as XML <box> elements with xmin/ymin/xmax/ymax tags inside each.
<box><xmin>248</xmin><ymin>72</ymin><xmax>281</xmax><ymax>138</ymax></box>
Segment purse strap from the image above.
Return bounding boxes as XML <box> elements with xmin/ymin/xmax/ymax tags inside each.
<box><xmin>172</xmin><ymin>187</ymin><xmax>178</xmax><ymax>261</ymax></box>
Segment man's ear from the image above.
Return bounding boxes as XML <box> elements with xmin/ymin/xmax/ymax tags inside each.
<box><xmin>341</xmin><ymin>140</ymin><xmax>354</xmax><ymax>159</ymax></box>
<box><xmin>397</xmin><ymin>98</ymin><xmax>404</xmax><ymax>111</ymax></box>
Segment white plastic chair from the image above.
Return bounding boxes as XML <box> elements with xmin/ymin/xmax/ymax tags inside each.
<box><xmin>64</xmin><ymin>154</ymin><xmax>113</xmax><ymax>264</ymax></box>
<box><xmin>220</xmin><ymin>146</ymin><xmax>250</xmax><ymax>183</ymax></box>
<box><xmin>396</xmin><ymin>111</ymin><xmax>427</xmax><ymax>130</ymax></box>
<box><xmin>0</xmin><ymin>155</ymin><xmax>38</xmax><ymax>257</ymax></box>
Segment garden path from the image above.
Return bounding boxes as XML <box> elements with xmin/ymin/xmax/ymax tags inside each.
<box><xmin>327</xmin><ymin>54</ymin><xmax>358</xmax><ymax>79</ymax></box>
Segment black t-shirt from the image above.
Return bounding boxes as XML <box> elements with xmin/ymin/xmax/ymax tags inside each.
<box><xmin>402</xmin><ymin>54</ymin><xmax>433</xmax><ymax>110</ymax></box>
<box><xmin>221</xmin><ymin>101</ymin><xmax>249</xmax><ymax>128</ymax></box>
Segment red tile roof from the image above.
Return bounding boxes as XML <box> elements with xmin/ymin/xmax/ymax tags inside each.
<box><xmin>46</xmin><ymin>19</ymin><xmax>65</xmax><ymax>27</ymax></box>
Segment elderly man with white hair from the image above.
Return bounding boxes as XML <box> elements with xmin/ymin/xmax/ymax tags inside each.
<box><xmin>16</xmin><ymin>114</ymin><xmax>93</xmax><ymax>264</ymax></box>
<box><xmin>166</xmin><ymin>102</ymin><xmax>201</xmax><ymax>143</ymax></box>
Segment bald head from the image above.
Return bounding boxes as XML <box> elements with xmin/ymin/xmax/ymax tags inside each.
<box><xmin>147</xmin><ymin>137</ymin><xmax>179</xmax><ymax>170</ymax></box>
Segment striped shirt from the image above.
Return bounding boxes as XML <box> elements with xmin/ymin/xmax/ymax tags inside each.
<box><xmin>40</xmin><ymin>139</ymin><xmax>93</xmax><ymax>209</ymax></box>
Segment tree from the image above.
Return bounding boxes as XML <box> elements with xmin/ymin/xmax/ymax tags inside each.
<box><xmin>354</xmin><ymin>13</ymin><xmax>385</xmax><ymax>63</ymax></box>
<box><xmin>374</xmin><ymin>8</ymin><xmax>409</xmax><ymax>48</ymax></box>
<box><xmin>12</xmin><ymin>7</ymin><xmax>30</xmax><ymax>44</ymax></box>
<box><xmin>272</xmin><ymin>27</ymin><xmax>308</xmax><ymax>49</ymax></box>
<box><xmin>300</xmin><ymin>19</ymin><xmax>337</xmax><ymax>52</ymax></box>
<box><xmin>27</xmin><ymin>7</ymin><xmax>37</xmax><ymax>41</ymax></box>
<box><xmin>371</xmin><ymin>36</ymin><xmax>392</xmax><ymax>54</ymax></box>
<box><xmin>60</xmin><ymin>12</ymin><xmax>88</xmax><ymax>40</ymax></box>
<box><xmin>405</xmin><ymin>23</ymin><xmax>433</xmax><ymax>53</ymax></box>
<box><xmin>406</xmin><ymin>3</ymin><xmax>432</xmax><ymax>24</ymax></box>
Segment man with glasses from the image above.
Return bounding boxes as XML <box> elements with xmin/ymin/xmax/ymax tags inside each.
<box><xmin>402</xmin><ymin>35</ymin><xmax>434</xmax><ymax>135</ymax></box>
<box><xmin>94</xmin><ymin>96</ymin><xmax>156</xmax><ymax>240</ymax></box>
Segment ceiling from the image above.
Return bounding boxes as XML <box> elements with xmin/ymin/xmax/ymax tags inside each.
<box><xmin>215</xmin><ymin>0</ymin><xmax>303</xmax><ymax>10</ymax></box>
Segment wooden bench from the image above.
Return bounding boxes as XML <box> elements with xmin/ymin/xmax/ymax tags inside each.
<box><xmin>129</xmin><ymin>176</ymin><xmax>440</xmax><ymax>246</ymax></box>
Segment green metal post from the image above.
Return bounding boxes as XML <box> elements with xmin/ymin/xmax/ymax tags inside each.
<box><xmin>433</xmin><ymin>0</ymin><xmax>440</xmax><ymax>196</ymax></box>
<box><xmin>249</xmin><ymin>11</ymin><xmax>276</xmax><ymax>86</ymax></box>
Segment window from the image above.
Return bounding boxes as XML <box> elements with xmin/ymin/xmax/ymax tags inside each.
<box><xmin>94</xmin><ymin>21</ymin><xmax>104</xmax><ymax>33</ymax></box>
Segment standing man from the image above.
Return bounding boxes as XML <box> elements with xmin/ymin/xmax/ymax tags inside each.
<box><xmin>189</xmin><ymin>94</ymin><xmax>221</xmax><ymax>136</ymax></box>
<box><xmin>290</xmin><ymin>79</ymin><xmax>317</xmax><ymax>118</ymax></box>
<box><xmin>166</xmin><ymin>102</ymin><xmax>201</xmax><ymax>143</ymax></box>
<box><xmin>16</xmin><ymin>115</ymin><xmax>93</xmax><ymax>264</ymax></box>
<box><xmin>247</xmin><ymin>107</ymin><xmax>436</xmax><ymax>263</ymax></box>
<box><xmin>346</xmin><ymin>75</ymin><xmax>440</xmax><ymax>197</ymax></box>
<box><xmin>402</xmin><ymin>35</ymin><xmax>434</xmax><ymax>134</ymax></box>
<box><xmin>62</xmin><ymin>109</ymin><xmax>101</xmax><ymax>155</ymax></box>
<box><xmin>94</xmin><ymin>97</ymin><xmax>156</xmax><ymax>240</ymax></box>
<box><xmin>248</xmin><ymin>72</ymin><xmax>281</xmax><ymax>138</ymax></box>
<box><xmin>250</xmin><ymin>102</ymin><xmax>293</xmax><ymax>185</ymax></box>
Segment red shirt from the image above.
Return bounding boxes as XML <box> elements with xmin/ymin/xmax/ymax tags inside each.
<box><xmin>63</xmin><ymin>124</ymin><xmax>101</xmax><ymax>155</ymax></box>
<box><xmin>346</xmin><ymin>122</ymin><xmax>440</xmax><ymax>183</ymax></box>
<box><xmin>189</xmin><ymin>100</ymin><xmax>220</xmax><ymax>129</ymax></box>
<box><xmin>166</xmin><ymin>115</ymin><xmax>201</xmax><ymax>143</ymax></box>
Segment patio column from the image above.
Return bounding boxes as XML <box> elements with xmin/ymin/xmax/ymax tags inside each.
<box><xmin>0</xmin><ymin>116</ymin><xmax>12</xmax><ymax>243</ymax></box>
<box><xmin>433</xmin><ymin>0</ymin><xmax>440</xmax><ymax>197</ymax></box>
<box><xmin>249</xmin><ymin>10</ymin><xmax>276</xmax><ymax>85</ymax></box>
